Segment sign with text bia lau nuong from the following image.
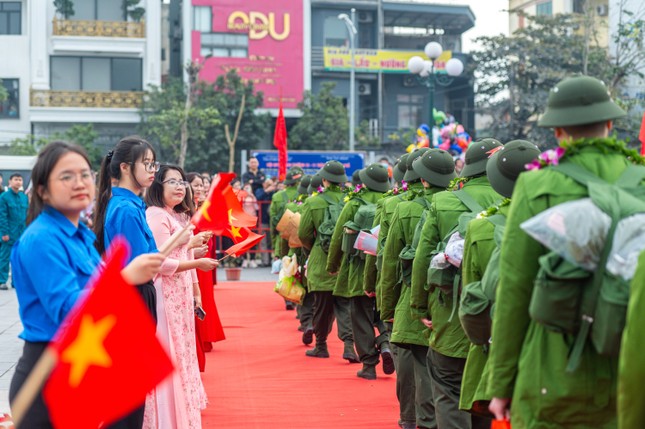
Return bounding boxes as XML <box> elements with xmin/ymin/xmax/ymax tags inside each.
<box><xmin>252</xmin><ymin>151</ymin><xmax>366</xmax><ymax>179</ymax></box>
<box><xmin>323</xmin><ymin>48</ymin><xmax>452</xmax><ymax>73</ymax></box>
<box><xmin>192</xmin><ymin>0</ymin><xmax>303</xmax><ymax>110</ymax></box>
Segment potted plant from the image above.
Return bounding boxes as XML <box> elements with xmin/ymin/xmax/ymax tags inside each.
<box><xmin>224</xmin><ymin>256</ymin><xmax>244</xmax><ymax>281</ymax></box>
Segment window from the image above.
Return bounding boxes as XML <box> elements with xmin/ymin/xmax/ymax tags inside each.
<box><xmin>0</xmin><ymin>79</ymin><xmax>19</xmax><ymax>119</ymax></box>
<box><xmin>536</xmin><ymin>1</ymin><xmax>553</xmax><ymax>16</ymax></box>
<box><xmin>201</xmin><ymin>33</ymin><xmax>248</xmax><ymax>58</ymax></box>
<box><xmin>0</xmin><ymin>2</ymin><xmax>21</xmax><ymax>35</ymax></box>
<box><xmin>397</xmin><ymin>94</ymin><xmax>423</xmax><ymax>129</ymax></box>
<box><xmin>73</xmin><ymin>0</ymin><xmax>124</xmax><ymax>21</ymax></box>
<box><xmin>193</xmin><ymin>6</ymin><xmax>211</xmax><ymax>32</ymax></box>
<box><xmin>573</xmin><ymin>0</ymin><xmax>585</xmax><ymax>14</ymax></box>
<box><xmin>51</xmin><ymin>56</ymin><xmax>143</xmax><ymax>91</ymax></box>
<box><xmin>324</xmin><ymin>16</ymin><xmax>348</xmax><ymax>47</ymax></box>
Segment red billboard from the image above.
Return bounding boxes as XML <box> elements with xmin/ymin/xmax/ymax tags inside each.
<box><xmin>192</xmin><ymin>0</ymin><xmax>304</xmax><ymax>110</ymax></box>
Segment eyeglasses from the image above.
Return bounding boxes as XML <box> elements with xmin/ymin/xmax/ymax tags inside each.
<box><xmin>58</xmin><ymin>171</ymin><xmax>96</xmax><ymax>187</ymax></box>
<box><xmin>138</xmin><ymin>161</ymin><xmax>161</xmax><ymax>173</ymax></box>
<box><xmin>162</xmin><ymin>179</ymin><xmax>190</xmax><ymax>189</ymax></box>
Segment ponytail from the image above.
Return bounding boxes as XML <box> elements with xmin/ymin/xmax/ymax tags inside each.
<box><xmin>93</xmin><ymin>154</ymin><xmax>113</xmax><ymax>254</ymax></box>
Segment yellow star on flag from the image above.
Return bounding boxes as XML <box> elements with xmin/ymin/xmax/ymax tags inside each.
<box><xmin>228</xmin><ymin>209</ymin><xmax>237</xmax><ymax>225</ymax></box>
<box><xmin>229</xmin><ymin>225</ymin><xmax>243</xmax><ymax>239</ymax></box>
<box><xmin>61</xmin><ymin>314</ymin><xmax>116</xmax><ymax>388</ymax></box>
<box><xmin>200</xmin><ymin>200</ymin><xmax>212</xmax><ymax>222</ymax></box>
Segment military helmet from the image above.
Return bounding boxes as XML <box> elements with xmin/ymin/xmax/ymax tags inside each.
<box><xmin>393</xmin><ymin>154</ymin><xmax>409</xmax><ymax>184</ymax></box>
<box><xmin>460</xmin><ymin>138</ymin><xmax>503</xmax><ymax>178</ymax></box>
<box><xmin>284</xmin><ymin>166</ymin><xmax>304</xmax><ymax>186</ymax></box>
<box><xmin>318</xmin><ymin>160</ymin><xmax>348</xmax><ymax>184</ymax></box>
<box><xmin>308</xmin><ymin>174</ymin><xmax>323</xmax><ymax>194</ymax></box>
<box><xmin>403</xmin><ymin>148</ymin><xmax>430</xmax><ymax>182</ymax></box>
<box><xmin>412</xmin><ymin>149</ymin><xmax>457</xmax><ymax>188</ymax></box>
<box><xmin>538</xmin><ymin>75</ymin><xmax>626</xmax><ymax>128</ymax></box>
<box><xmin>297</xmin><ymin>175</ymin><xmax>312</xmax><ymax>195</ymax></box>
<box><xmin>359</xmin><ymin>163</ymin><xmax>391</xmax><ymax>193</ymax></box>
<box><xmin>351</xmin><ymin>169</ymin><xmax>362</xmax><ymax>187</ymax></box>
<box><xmin>486</xmin><ymin>140</ymin><xmax>540</xmax><ymax>198</ymax></box>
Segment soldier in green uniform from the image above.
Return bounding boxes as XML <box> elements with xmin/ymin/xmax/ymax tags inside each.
<box><xmin>458</xmin><ymin>141</ymin><xmax>539</xmax><ymax>419</ymax></box>
<box><xmin>270</xmin><ymin>166</ymin><xmax>304</xmax><ymax>310</ymax></box>
<box><xmin>487</xmin><ymin>75</ymin><xmax>628</xmax><ymax>428</ymax></box>
<box><xmin>327</xmin><ymin>164</ymin><xmax>391</xmax><ymax>379</ymax></box>
<box><xmin>381</xmin><ymin>149</ymin><xmax>456</xmax><ymax>429</ymax></box>
<box><xmin>298</xmin><ymin>161</ymin><xmax>352</xmax><ymax>359</ymax></box>
<box><xmin>351</xmin><ymin>169</ymin><xmax>362</xmax><ymax>187</ymax></box>
<box><xmin>410</xmin><ymin>139</ymin><xmax>502</xmax><ymax>429</ymax></box>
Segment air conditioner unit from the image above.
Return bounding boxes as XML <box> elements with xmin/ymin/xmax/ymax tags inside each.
<box><xmin>596</xmin><ymin>4</ymin><xmax>608</xmax><ymax>16</ymax></box>
<box><xmin>358</xmin><ymin>12</ymin><xmax>373</xmax><ymax>23</ymax></box>
<box><xmin>358</xmin><ymin>83</ymin><xmax>372</xmax><ymax>96</ymax></box>
<box><xmin>403</xmin><ymin>75</ymin><xmax>416</xmax><ymax>87</ymax></box>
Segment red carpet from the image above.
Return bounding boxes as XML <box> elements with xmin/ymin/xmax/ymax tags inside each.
<box><xmin>201</xmin><ymin>280</ymin><xmax>399</xmax><ymax>428</ymax></box>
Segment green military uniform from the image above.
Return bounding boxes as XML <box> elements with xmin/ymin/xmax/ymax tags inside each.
<box><xmin>411</xmin><ymin>139</ymin><xmax>502</xmax><ymax>429</ymax></box>
<box><xmin>270</xmin><ymin>167</ymin><xmax>304</xmax><ymax>258</ymax></box>
<box><xmin>487</xmin><ymin>76</ymin><xmax>629</xmax><ymax>429</ymax></box>
<box><xmin>298</xmin><ymin>161</ymin><xmax>349</xmax><ymax>358</ymax></box>
<box><xmin>381</xmin><ymin>149</ymin><xmax>457</xmax><ymax>429</ymax></box>
<box><xmin>619</xmin><ymin>251</ymin><xmax>645</xmax><ymax>429</ymax></box>
<box><xmin>460</xmin><ymin>141</ymin><xmax>540</xmax><ymax>418</ymax></box>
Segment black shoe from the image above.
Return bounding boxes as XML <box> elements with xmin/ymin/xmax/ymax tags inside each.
<box><xmin>342</xmin><ymin>344</ymin><xmax>360</xmax><ymax>363</ymax></box>
<box><xmin>302</xmin><ymin>327</ymin><xmax>314</xmax><ymax>345</ymax></box>
<box><xmin>305</xmin><ymin>347</ymin><xmax>329</xmax><ymax>358</ymax></box>
<box><xmin>381</xmin><ymin>347</ymin><xmax>395</xmax><ymax>375</ymax></box>
<box><xmin>285</xmin><ymin>301</ymin><xmax>296</xmax><ymax>310</ymax></box>
<box><xmin>297</xmin><ymin>325</ymin><xmax>305</xmax><ymax>332</ymax></box>
<box><xmin>357</xmin><ymin>365</ymin><xmax>377</xmax><ymax>380</ymax></box>
<box><xmin>0</xmin><ymin>284</ymin><xmax>7</xmax><ymax>291</ymax></box>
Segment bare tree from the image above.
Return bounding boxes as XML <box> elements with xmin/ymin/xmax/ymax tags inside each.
<box><xmin>224</xmin><ymin>93</ymin><xmax>246</xmax><ymax>173</ymax></box>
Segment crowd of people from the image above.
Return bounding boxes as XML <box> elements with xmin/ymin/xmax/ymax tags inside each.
<box><xmin>270</xmin><ymin>75</ymin><xmax>645</xmax><ymax>429</ymax></box>
<box><xmin>4</xmin><ymin>73</ymin><xmax>645</xmax><ymax>429</ymax></box>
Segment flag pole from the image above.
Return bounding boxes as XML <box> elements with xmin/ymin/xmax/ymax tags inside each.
<box><xmin>11</xmin><ymin>347</ymin><xmax>58</xmax><ymax>427</ymax></box>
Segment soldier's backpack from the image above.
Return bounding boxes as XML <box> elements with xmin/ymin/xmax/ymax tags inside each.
<box><xmin>398</xmin><ymin>197</ymin><xmax>430</xmax><ymax>286</ymax></box>
<box><xmin>526</xmin><ymin>162</ymin><xmax>645</xmax><ymax>372</ymax></box>
<box><xmin>317</xmin><ymin>193</ymin><xmax>344</xmax><ymax>253</ymax></box>
<box><xmin>426</xmin><ymin>190</ymin><xmax>484</xmax><ymax>297</ymax></box>
<box><xmin>459</xmin><ymin>214</ymin><xmax>505</xmax><ymax>346</ymax></box>
<box><xmin>343</xmin><ymin>198</ymin><xmax>378</xmax><ymax>260</ymax></box>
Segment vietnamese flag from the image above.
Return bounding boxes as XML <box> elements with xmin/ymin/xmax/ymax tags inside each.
<box><xmin>192</xmin><ymin>172</ymin><xmax>257</xmax><ymax>234</ymax></box>
<box><xmin>640</xmin><ymin>112</ymin><xmax>645</xmax><ymax>156</ymax></box>
<box><xmin>225</xmin><ymin>227</ymin><xmax>265</xmax><ymax>257</ymax></box>
<box><xmin>273</xmin><ymin>100</ymin><xmax>288</xmax><ymax>182</ymax></box>
<box><xmin>43</xmin><ymin>238</ymin><xmax>173</xmax><ymax>428</ymax></box>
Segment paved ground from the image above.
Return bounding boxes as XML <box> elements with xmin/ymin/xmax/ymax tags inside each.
<box><xmin>0</xmin><ymin>267</ymin><xmax>278</xmax><ymax>416</ymax></box>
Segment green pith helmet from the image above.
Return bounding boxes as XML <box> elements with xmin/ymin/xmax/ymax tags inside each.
<box><xmin>298</xmin><ymin>175</ymin><xmax>312</xmax><ymax>195</ymax></box>
<box><xmin>460</xmin><ymin>138</ymin><xmax>503</xmax><ymax>178</ymax></box>
<box><xmin>486</xmin><ymin>140</ymin><xmax>541</xmax><ymax>198</ymax></box>
<box><xmin>393</xmin><ymin>154</ymin><xmax>409</xmax><ymax>184</ymax></box>
<box><xmin>352</xmin><ymin>169</ymin><xmax>362</xmax><ymax>186</ymax></box>
<box><xmin>359</xmin><ymin>163</ymin><xmax>391</xmax><ymax>193</ymax></box>
<box><xmin>412</xmin><ymin>149</ymin><xmax>457</xmax><ymax>188</ymax></box>
<box><xmin>318</xmin><ymin>160</ymin><xmax>348</xmax><ymax>184</ymax></box>
<box><xmin>538</xmin><ymin>76</ymin><xmax>626</xmax><ymax>128</ymax></box>
<box><xmin>308</xmin><ymin>174</ymin><xmax>323</xmax><ymax>194</ymax></box>
<box><xmin>284</xmin><ymin>166</ymin><xmax>305</xmax><ymax>186</ymax></box>
<box><xmin>403</xmin><ymin>148</ymin><xmax>430</xmax><ymax>182</ymax></box>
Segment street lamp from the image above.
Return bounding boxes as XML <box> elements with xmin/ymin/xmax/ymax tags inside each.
<box><xmin>338</xmin><ymin>9</ymin><xmax>357</xmax><ymax>152</ymax></box>
<box><xmin>408</xmin><ymin>41</ymin><xmax>464</xmax><ymax>126</ymax></box>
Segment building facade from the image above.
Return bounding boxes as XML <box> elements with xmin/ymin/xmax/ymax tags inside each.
<box><xmin>182</xmin><ymin>0</ymin><xmax>476</xmax><ymax>144</ymax></box>
<box><xmin>0</xmin><ymin>0</ymin><xmax>161</xmax><ymax>148</ymax></box>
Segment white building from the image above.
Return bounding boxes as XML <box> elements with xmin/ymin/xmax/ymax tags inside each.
<box><xmin>0</xmin><ymin>0</ymin><xmax>161</xmax><ymax>147</ymax></box>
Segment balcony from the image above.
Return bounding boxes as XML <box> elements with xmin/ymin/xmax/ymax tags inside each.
<box><xmin>30</xmin><ymin>90</ymin><xmax>144</xmax><ymax>109</ymax></box>
<box><xmin>52</xmin><ymin>19</ymin><xmax>145</xmax><ymax>38</ymax></box>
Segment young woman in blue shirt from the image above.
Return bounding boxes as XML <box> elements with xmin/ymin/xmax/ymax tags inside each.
<box><xmin>9</xmin><ymin>141</ymin><xmax>166</xmax><ymax>428</ymax></box>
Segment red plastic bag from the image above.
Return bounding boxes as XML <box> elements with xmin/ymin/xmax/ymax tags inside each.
<box><xmin>491</xmin><ymin>419</ymin><xmax>511</xmax><ymax>429</ymax></box>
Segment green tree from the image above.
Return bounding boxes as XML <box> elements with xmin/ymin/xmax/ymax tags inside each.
<box><xmin>356</xmin><ymin>119</ymin><xmax>381</xmax><ymax>148</ymax></box>
<box><xmin>53</xmin><ymin>0</ymin><xmax>74</xmax><ymax>19</ymax></box>
<box><xmin>122</xmin><ymin>0</ymin><xmax>145</xmax><ymax>22</ymax></box>
<box><xmin>289</xmin><ymin>82</ymin><xmax>349</xmax><ymax>150</ymax></box>
<box><xmin>473</xmin><ymin>10</ymin><xmax>645</xmax><ymax>148</ymax></box>
<box><xmin>0</xmin><ymin>80</ymin><xmax>7</xmax><ymax>103</ymax></box>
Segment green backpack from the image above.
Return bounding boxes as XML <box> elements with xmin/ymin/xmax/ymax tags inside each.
<box><xmin>399</xmin><ymin>197</ymin><xmax>430</xmax><ymax>286</ymax></box>
<box><xmin>427</xmin><ymin>190</ymin><xmax>484</xmax><ymax>295</ymax></box>
<box><xmin>317</xmin><ymin>193</ymin><xmax>344</xmax><ymax>253</ymax></box>
<box><xmin>526</xmin><ymin>163</ymin><xmax>645</xmax><ymax>372</ymax></box>
<box><xmin>342</xmin><ymin>198</ymin><xmax>378</xmax><ymax>260</ymax></box>
<box><xmin>459</xmin><ymin>214</ymin><xmax>505</xmax><ymax>346</ymax></box>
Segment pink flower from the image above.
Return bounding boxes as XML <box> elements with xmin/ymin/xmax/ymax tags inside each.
<box><xmin>525</xmin><ymin>159</ymin><xmax>542</xmax><ymax>171</ymax></box>
<box><xmin>401</xmin><ymin>181</ymin><xmax>408</xmax><ymax>192</ymax></box>
<box><xmin>354</xmin><ymin>184</ymin><xmax>363</xmax><ymax>193</ymax></box>
<box><xmin>317</xmin><ymin>186</ymin><xmax>324</xmax><ymax>193</ymax></box>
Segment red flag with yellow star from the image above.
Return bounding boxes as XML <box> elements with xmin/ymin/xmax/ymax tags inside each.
<box><xmin>43</xmin><ymin>238</ymin><xmax>173</xmax><ymax>428</ymax></box>
<box><xmin>224</xmin><ymin>227</ymin><xmax>265</xmax><ymax>257</ymax></box>
<box><xmin>192</xmin><ymin>172</ymin><xmax>257</xmax><ymax>235</ymax></box>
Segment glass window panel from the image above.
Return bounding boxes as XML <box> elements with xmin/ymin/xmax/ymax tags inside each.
<box><xmin>396</xmin><ymin>94</ymin><xmax>410</xmax><ymax>103</ymax></box>
<box><xmin>97</xmin><ymin>0</ymin><xmax>123</xmax><ymax>21</ymax></box>
<box><xmin>324</xmin><ymin>17</ymin><xmax>348</xmax><ymax>47</ymax></box>
<box><xmin>211</xmin><ymin>48</ymin><xmax>229</xmax><ymax>57</ymax></box>
<box><xmin>0</xmin><ymin>79</ymin><xmax>19</xmax><ymax>119</ymax></box>
<box><xmin>193</xmin><ymin>6</ymin><xmax>211</xmax><ymax>32</ymax></box>
<box><xmin>111</xmin><ymin>58</ymin><xmax>142</xmax><ymax>91</ymax></box>
<box><xmin>536</xmin><ymin>1</ymin><xmax>552</xmax><ymax>16</ymax></box>
<box><xmin>73</xmin><ymin>0</ymin><xmax>96</xmax><ymax>20</ymax></box>
<box><xmin>51</xmin><ymin>57</ymin><xmax>81</xmax><ymax>90</ymax></box>
<box><xmin>82</xmin><ymin>58</ymin><xmax>110</xmax><ymax>91</ymax></box>
<box><xmin>8</xmin><ymin>11</ymin><xmax>19</xmax><ymax>33</ymax></box>
<box><xmin>200</xmin><ymin>47</ymin><xmax>212</xmax><ymax>57</ymax></box>
<box><xmin>230</xmin><ymin>49</ymin><xmax>247</xmax><ymax>58</ymax></box>
<box><xmin>2</xmin><ymin>3</ymin><xmax>21</xmax><ymax>11</ymax></box>
<box><xmin>0</xmin><ymin>16</ymin><xmax>6</xmax><ymax>34</ymax></box>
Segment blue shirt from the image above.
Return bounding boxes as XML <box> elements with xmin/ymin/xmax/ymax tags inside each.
<box><xmin>0</xmin><ymin>188</ymin><xmax>28</xmax><ymax>243</ymax></box>
<box><xmin>104</xmin><ymin>187</ymin><xmax>157</xmax><ymax>263</ymax></box>
<box><xmin>12</xmin><ymin>207</ymin><xmax>100</xmax><ymax>342</ymax></box>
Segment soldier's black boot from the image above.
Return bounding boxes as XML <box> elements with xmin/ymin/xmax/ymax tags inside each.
<box><xmin>305</xmin><ymin>344</ymin><xmax>329</xmax><ymax>358</ymax></box>
<box><xmin>342</xmin><ymin>342</ymin><xmax>360</xmax><ymax>363</ymax></box>
<box><xmin>357</xmin><ymin>364</ymin><xmax>377</xmax><ymax>380</ymax></box>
